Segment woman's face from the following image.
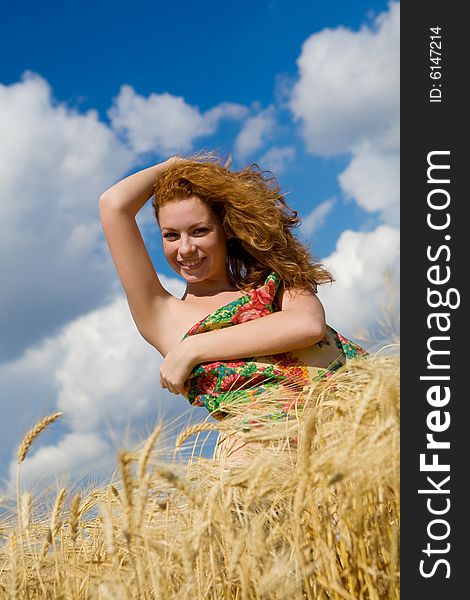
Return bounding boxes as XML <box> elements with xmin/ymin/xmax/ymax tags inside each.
<box><xmin>158</xmin><ymin>196</ymin><xmax>229</xmax><ymax>285</ymax></box>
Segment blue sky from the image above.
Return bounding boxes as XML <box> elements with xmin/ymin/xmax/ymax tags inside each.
<box><xmin>2</xmin><ymin>1</ymin><xmax>390</xmax><ymax>108</ymax></box>
<box><xmin>0</xmin><ymin>0</ymin><xmax>399</xmax><ymax>490</ymax></box>
<box><xmin>1</xmin><ymin>0</ymin><xmax>389</xmax><ymax>259</ymax></box>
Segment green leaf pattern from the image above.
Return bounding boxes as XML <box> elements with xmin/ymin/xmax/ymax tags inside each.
<box><xmin>181</xmin><ymin>272</ymin><xmax>368</xmax><ymax>423</ymax></box>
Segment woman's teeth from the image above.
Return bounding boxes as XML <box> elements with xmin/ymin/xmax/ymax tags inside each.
<box><xmin>181</xmin><ymin>258</ymin><xmax>205</xmax><ymax>269</ymax></box>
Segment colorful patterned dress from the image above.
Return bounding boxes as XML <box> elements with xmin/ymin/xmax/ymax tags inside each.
<box><xmin>181</xmin><ymin>272</ymin><xmax>367</xmax><ymax>426</ymax></box>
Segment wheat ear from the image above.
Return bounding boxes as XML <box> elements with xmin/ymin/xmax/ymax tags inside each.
<box><xmin>154</xmin><ymin>465</ymin><xmax>201</xmax><ymax>509</ymax></box>
<box><xmin>20</xmin><ymin>492</ymin><xmax>32</xmax><ymax>531</ymax></box>
<box><xmin>50</xmin><ymin>487</ymin><xmax>67</xmax><ymax>539</ymax></box>
<box><xmin>137</xmin><ymin>422</ymin><xmax>162</xmax><ymax>480</ymax></box>
<box><xmin>17</xmin><ymin>412</ymin><xmax>62</xmax><ymax>463</ymax></box>
<box><xmin>175</xmin><ymin>422</ymin><xmax>221</xmax><ymax>450</ymax></box>
<box><xmin>69</xmin><ymin>494</ymin><xmax>81</xmax><ymax>545</ymax></box>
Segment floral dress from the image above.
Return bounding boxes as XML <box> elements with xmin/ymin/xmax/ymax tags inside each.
<box><xmin>182</xmin><ymin>272</ymin><xmax>367</xmax><ymax>425</ymax></box>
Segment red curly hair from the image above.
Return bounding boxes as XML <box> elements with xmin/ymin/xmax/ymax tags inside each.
<box><xmin>152</xmin><ymin>153</ymin><xmax>334</xmax><ymax>294</ymax></box>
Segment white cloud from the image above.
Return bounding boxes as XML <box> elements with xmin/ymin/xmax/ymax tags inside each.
<box><xmin>289</xmin><ymin>0</ymin><xmax>400</xmax><ymax>327</ymax></box>
<box><xmin>300</xmin><ymin>197</ymin><xmax>335</xmax><ymax>238</ymax></box>
<box><xmin>0</xmin><ymin>73</ymin><xmax>240</xmax><ymax>362</ymax></box>
<box><xmin>1</xmin><ymin>8</ymin><xmax>402</xmax><ymax>489</ymax></box>
<box><xmin>2</xmin><ymin>284</ymin><xmax>205</xmax><ymax>492</ymax></box>
<box><xmin>289</xmin><ymin>2</ymin><xmax>399</xmax><ymax>156</ymax></box>
<box><xmin>339</xmin><ymin>144</ymin><xmax>400</xmax><ymax>225</ymax></box>
<box><xmin>317</xmin><ymin>225</ymin><xmax>399</xmax><ymax>339</ymax></box>
<box><xmin>53</xmin><ymin>295</ymin><xmax>161</xmax><ymax>433</ymax></box>
<box><xmin>259</xmin><ymin>145</ymin><xmax>295</xmax><ymax>174</ymax></box>
<box><xmin>0</xmin><ymin>72</ymin><xmax>134</xmax><ymax>361</ymax></box>
<box><xmin>108</xmin><ymin>84</ymin><xmax>248</xmax><ymax>156</ymax></box>
<box><xmin>234</xmin><ymin>107</ymin><xmax>276</xmax><ymax>158</ymax></box>
<box><xmin>0</xmin><ymin>71</ymin><xmax>239</xmax><ymax>489</ymax></box>
<box><xmin>12</xmin><ymin>433</ymin><xmax>111</xmax><ymax>490</ymax></box>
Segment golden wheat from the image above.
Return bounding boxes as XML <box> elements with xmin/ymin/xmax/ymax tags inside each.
<box><xmin>17</xmin><ymin>412</ymin><xmax>62</xmax><ymax>464</ymax></box>
<box><xmin>0</xmin><ymin>354</ymin><xmax>400</xmax><ymax>600</ymax></box>
<box><xmin>68</xmin><ymin>494</ymin><xmax>81</xmax><ymax>545</ymax></box>
<box><xmin>49</xmin><ymin>487</ymin><xmax>67</xmax><ymax>540</ymax></box>
<box><xmin>136</xmin><ymin>422</ymin><xmax>162</xmax><ymax>480</ymax></box>
<box><xmin>174</xmin><ymin>421</ymin><xmax>221</xmax><ymax>451</ymax></box>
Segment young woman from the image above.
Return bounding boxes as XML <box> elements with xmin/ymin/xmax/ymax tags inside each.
<box><xmin>98</xmin><ymin>155</ymin><xmax>366</xmax><ymax>459</ymax></box>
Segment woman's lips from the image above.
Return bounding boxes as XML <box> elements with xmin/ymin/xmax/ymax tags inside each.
<box><xmin>179</xmin><ymin>257</ymin><xmax>206</xmax><ymax>271</ymax></box>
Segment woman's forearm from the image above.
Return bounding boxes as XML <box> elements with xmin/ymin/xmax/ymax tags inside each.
<box><xmin>188</xmin><ymin>309</ymin><xmax>325</xmax><ymax>364</ymax></box>
<box><xmin>99</xmin><ymin>158</ymin><xmax>174</xmax><ymax>216</ymax></box>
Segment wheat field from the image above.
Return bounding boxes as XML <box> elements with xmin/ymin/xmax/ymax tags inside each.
<box><xmin>0</xmin><ymin>353</ymin><xmax>399</xmax><ymax>599</ymax></box>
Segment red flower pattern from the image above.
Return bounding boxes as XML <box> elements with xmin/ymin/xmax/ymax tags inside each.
<box><xmin>231</xmin><ymin>306</ymin><xmax>271</xmax><ymax>324</ymax></box>
<box><xmin>197</xmin><ymin>376</ymin><xmax>217</xmax><ymax>395</ymax></box>
<box><xmin>230</xmin><ymin>280</ymin><xmax>274</xmax><ymax>324</ymax></box>
<box><xmin>219</xmin><ymin>373</ymin><xmax>240</xmax><ymax>391</ymax></box>
<box><xmin>181</xmin><ymin>272</ymin><xmax>368</xmax><ymax>422</ymax></box>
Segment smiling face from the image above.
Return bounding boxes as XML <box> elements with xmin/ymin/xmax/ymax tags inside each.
<box><xmin>158</xmin><ymin>196</ymin><xmax>230</xmax><ymax>288</ymax></box>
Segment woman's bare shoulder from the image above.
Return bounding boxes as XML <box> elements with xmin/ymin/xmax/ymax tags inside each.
<box><xmin>143</xmin><ymin>295</ymin><xmax>194</xmax><ymax>355</ymax></box>
<box><xmin>275</xmin><ymin>282</ymin><xmax>325</xmax><ymax>312</ymax></box>
<box><xmin>147</xmin><ymin>289</ymin><xmax>248</xmax><ymax>355</ymax></box>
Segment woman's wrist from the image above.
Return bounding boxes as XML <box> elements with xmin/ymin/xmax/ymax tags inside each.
<box><xmin>183</xmin><ymin>329</ymin><xmax>242</xmax><ymax>365</ymax></box>
<box><xmin>182</xmin><ymin>334</ymin><xmax>209</xmax><ymax>367</ymax></box>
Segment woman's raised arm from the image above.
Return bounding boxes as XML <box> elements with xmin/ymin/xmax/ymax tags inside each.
<box><xmin>98</xmin><ymin>158</ymin><xmax>178</xmax><ymax>345</ymax></box>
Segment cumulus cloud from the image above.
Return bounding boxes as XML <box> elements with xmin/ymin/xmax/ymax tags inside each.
<box><xmin>300</xmin><ymin>197</ymin><xmax>335</xmax><ymax>238</ymax></box>
<box><xmin>2</xmin><ymin>282</ymin><xmax>207</xmax><ymax>491</ymax></box>
<box><xmin>259</xmin><ymin>145</ymin><xmax>295</xmax><ymax>174</ymax></box>
<box><xmin>234</xmin><ymin>107</ymin><xmax>276</xmax><ymax>158</ymax></box>
<box><xmin>289</xmin><ymin>2</ymin><xmax>399</xmax><ymax>156</ymax></box>
<box><xmin>0</xmin><ymin>71</ymin><xmax>243</xmax><ymax>486</ymax></box>
<box><xmin>1</xmin><ymin>3</ymin><xmax>401</xmax><ymax>487</ymax></box>
<box><xmin>339</xmin><ymin>144</ymin><xmax>400</xmax><ymax>226</ymax></box>
<box><xmin>108</xmin><ymin>84</ymin><xmax>248</xmax><ymax>156</ymax></box>
<box><xmin>0</xmin><ymin>72</ymin><xmax>134</xmax><ymax>361</ymax></box>
<box><xmin>12</xmin><ymin>433</ymin><xmax>111</xmax><ymax>490</ymax></box>
<box><xmin>0</xmin><ymin>73</ymin><xmax>251</xmax><ymax>362</ymax></box>
<box><xmin>289</xmin><ymin>2</ymin><xmax>399</xmax><ymax>231</ymax></box>
<box><xmin>317</xmin><ymin>225</ymin><xmax>399</xmax><ymax>339</ymax></box>
<box><xmin>289</xmin><ymin>3</ymin><xmax>400</xmax><ymax>337</ymax></box>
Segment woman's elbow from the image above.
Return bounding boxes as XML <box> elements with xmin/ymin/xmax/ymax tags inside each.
<box><xmin>306</xmin><ymin>316</ymin><xmax>327</xmax><ymax>345</ymax></box>
<box><xmin>98</xmin><ymin>193</ymin><xmax>125</xmax><ymax>214</ymax></box>
<box><xmin>98</xmin><ymin>193</ymin><xmax>111</xmax><ymax>213</ymax></box>
<box><xmin>98</xmin><ymin>192</ymin><xmax>115</xmax><ymax>208</ymax></box>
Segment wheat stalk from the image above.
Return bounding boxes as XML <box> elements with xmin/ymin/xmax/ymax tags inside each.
<box><xmin>137</xmin><ymin>422</ymin><xmax>162</xmax><ymax>480</ymax></box>
<box><xmin>1</xmin><ymin>356</ymin><xmax>400</xmax><ymax>599</ymax></box>
<box><xmin>15</xmin><ymin>413</ymin><xmax>62</xmax><ymax>586</ymax></box>
<box><xmin>134</xmin><ymin>472</ymin><xmax>151</xmax><ymax>531</ymax></box>
<box><xmin>8</xmin><ymin>533</ymin><xmax>21</xmax><ymax>600</ymax></box>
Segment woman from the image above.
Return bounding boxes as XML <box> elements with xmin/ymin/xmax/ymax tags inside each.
<box><xmin>98</xmin><ymin>154</ymin><xmax>366</xmax><ymax>459</ymax></box>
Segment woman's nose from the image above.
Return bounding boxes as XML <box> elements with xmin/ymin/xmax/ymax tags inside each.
<box><xmin>179</xmin><ymin>235</ymin><xmax>196</xmax><ymax>255</ymax></box>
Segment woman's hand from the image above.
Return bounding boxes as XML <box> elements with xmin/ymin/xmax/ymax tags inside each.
<box><xmin>164</xmin><ymin>155</ymin><xmax>184</xmax><ymax>168</ymax></box>
<box><xmin>159</xmin><ymin>338</ymin><xmax>199</xmax><ymax>396</ymax></box>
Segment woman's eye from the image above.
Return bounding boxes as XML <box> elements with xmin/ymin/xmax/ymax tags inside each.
<box><xmin>163</xmin><ymin>232</ymin><xmax>178</xmax><ymax>240</ymax></box>
<box><xmin>194</xmin><ymin>228</ymin><xmax>208</xmax><ymax>235</ymax></box>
